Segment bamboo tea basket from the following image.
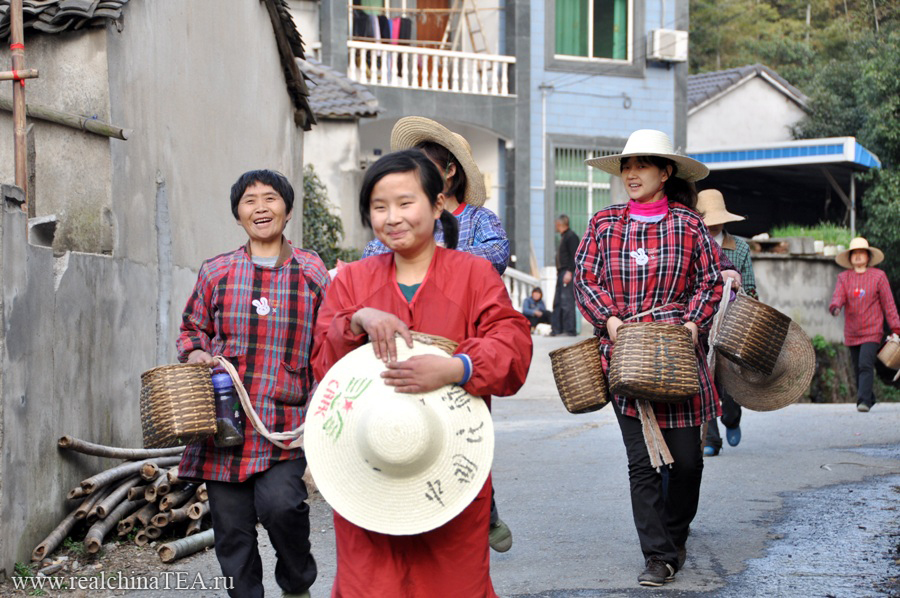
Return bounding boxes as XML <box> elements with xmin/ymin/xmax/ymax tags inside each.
<box><xmin>549</xmin><ymin>336</ymin><xmax>608</xmax><ymax>414</ymax></box>
<box><xmin>713</xmin><ymin>294</ymin><xmax>791</xmax><ymax>376</ymax></box>
<box><xmin>140</xmin><ymin>363</ymin><xmax>216</xmax><ymax>449</ymax></box>
<box><xmin>877</xmin><ymin>339</ymin><xmax>900</xmax><ymax>369</ymax></box>
<box><xmin>608</xmin><ymin>322</ymin><xmax>699</xmax><ymax>403</ymax></box>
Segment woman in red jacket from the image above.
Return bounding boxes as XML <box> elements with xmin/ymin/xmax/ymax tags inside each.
<box><xmin>311</xmin><ymin>149</ymin><xmax>532</xmax><ymax>597</ymax></box>
<box><xmin>829</xmin><ymin>237</ymin><xmax>900</xmax><ymax>412</ymax></box>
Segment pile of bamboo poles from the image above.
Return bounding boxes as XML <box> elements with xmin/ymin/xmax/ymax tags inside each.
<box><xmin>31</xmin><ymin>436</ymin><xmax>215</xmax><ymax>567</ymax></box>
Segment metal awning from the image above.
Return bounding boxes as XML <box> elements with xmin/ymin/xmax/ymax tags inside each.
<box><xmin>687</xmin><ymin>137</ymin><xmax>881</xmax><ymax>237</ymax></box>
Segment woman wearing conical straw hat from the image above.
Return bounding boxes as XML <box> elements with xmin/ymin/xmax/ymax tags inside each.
<box><xmin>362</xmin><ymin>116</ymin><xmax>510</xmax><ymax>275</ymax></box>
<box><xmin>829</xmin><ymin>237</ymin><xmax>900</xmax><ymax>412</ymax></box>
<box><xmin>575</xmin><ymin>129</ymin><xmax>723</xmax><ymax>587</ymax></box>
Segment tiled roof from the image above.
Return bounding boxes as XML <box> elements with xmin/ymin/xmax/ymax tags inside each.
<box><xmin>297</xmin><ymin>58</ymin><xmax>380</xmax><ymax>121</ymax></box>
<box><xmin>0</xmin><ymin>0</ymin><xmax>129</xmax><ymax>39</ymax></box>
<box><xmin>688</xmin><ymin>64</ymin><xmax>807</xmax><ymax>111</ymax></box>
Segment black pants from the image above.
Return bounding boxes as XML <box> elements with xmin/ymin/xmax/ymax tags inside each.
<box><xmin>206</xmin><ymin>458</ymin><xmax>317</xmax><ymax>598</ymax></box>
<box><xmin>705</xmin><ymin>382</ymin><xmax>742</xmax><ymax>450</ymax></box>
<box><xmin>614</xmin><ymin>402</ymin><xmax>703</xmax><ymax>568</ymax></box>
<box><xmin>552</xmin><ymin>270</ymin><xmax>577</xmax><ymax>335</ymax></box>
<box><xmin>849</xmin><ymin>342</ymin><xmax>879</xmax><ymax>408</ymax></box>
<box><xmin>526</xmin><ymin>311</ymin><xmax>552</xmax><ymax>328</ymax></box>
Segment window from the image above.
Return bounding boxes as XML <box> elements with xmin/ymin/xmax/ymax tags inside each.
<box><xmin>554</xmin><ymin>147</ymin><xmax>616</xmax><ymax>237</ymax></box>
<box><xmin>555</xmin><ymin>0</ymin><xmax>630</xmax><ymax>61</ymax></box>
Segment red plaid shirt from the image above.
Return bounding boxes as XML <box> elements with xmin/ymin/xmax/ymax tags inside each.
<box><xmin>829</xmin><ymin>267</ymin><xmax>900</xmax><ymax>346</ymax></box>
<box><xmin>574</xmin><ymin>204</ymin><xmax>723</xmax><ymax>428</ymax></box>
<box><xmin>176</xmin><ymin>243</ymin><xmax>330</xmax><ymax>482</ymax></box>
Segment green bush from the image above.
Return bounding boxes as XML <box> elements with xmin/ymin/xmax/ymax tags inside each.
<box><xmin>769</xmin><ymin>223</ymin><xmax>852</xmax><ymax>247</ymax></box>
<box><xmin>302</xmin><ymin>165</ymin><xmax>360</xmax><ymax>269</ymax></box>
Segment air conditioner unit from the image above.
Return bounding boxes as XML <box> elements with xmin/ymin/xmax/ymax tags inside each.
<box><xmin>647</xmin><ymin>29</ymin><xmax>688</xmax><ymax>63</ymax></box>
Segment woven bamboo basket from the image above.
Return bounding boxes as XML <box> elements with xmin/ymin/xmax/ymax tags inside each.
<box><xmin>140</xmin><ymin>363</ymin><xmax>216</xmax><ymax>449</ymax></box>
<box><xmin>410</xmin><ymin>331</ymin><xmax>458</xmax><ymax>355</ymax></box>
<box><xmin>608</xmin><ymin>322</ymin><xmax>699</xmax><ymax>403</ymax></box>
<box><xmin>549</xmin><ymin>337</ymin><xmax>608</xmax><ymax>414</ymax></box>
<box><xmin>713</xmin><ymin>295</ymin><xmax>791</xmax><ymax>376</ymax></box>
<box><xmin>877</xmin><ymin>339</ymin><xmax>900</xmax><ymax>369</ymax></box>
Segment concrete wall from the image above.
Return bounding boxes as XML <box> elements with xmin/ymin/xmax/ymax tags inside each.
<box><xmin>0</xmin><ymin>31</ymin><xmax>114</xmax><ymax>254</ymax></box>
<box><xmin>754</xmin><ymin>255</ymin><xmax>844</xmax><ymax>344</ymax></box>
<box><xmin>688</xmin><ymin>77</ymin><xmax>806</xmax><ymax>148</ymax></box>
<box><xmin>0</xmin><ymin>0</ymin><xmax>307</xmax><ymax>575</ymax></box>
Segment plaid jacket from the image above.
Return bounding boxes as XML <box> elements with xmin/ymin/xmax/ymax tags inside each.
<box><xmin>829</xmin><ymin>267</ymin><xmax>900</xmax><ymax>346</ymax></box>
<box><xmin>363</xmin><ymin>203</ymin><xmax>510</xmax><ymax>274</ymax></box>
<box><xmin>721</xmin><ymin>232</ymin><xmax>757</xmax><ymax>299</ymax></box>
<box><xmin>574</xmin><ymin>204</ymin><xmax>723</xmax><ymax>428</ymax></box>
<box><xmin>176</xmin><ymin>243</ymin><xmax>329</xmax><ymax>482</ymax></box>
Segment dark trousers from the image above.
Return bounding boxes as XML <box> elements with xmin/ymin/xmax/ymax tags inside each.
<box><xmin>526</xmin><ymin>311</ymin><xmax>552</xmax><ymax>328</ymax></box>
<box><xmin>552</xmin><ymin>270</ymin><xmax>576</xmax><ymax>335</ymax></box>
<box><xmin>614</xmin><ymin>402</ymin><xmax>703</xmax><ymax>568</ymax></box>
<box><xmin>705</xmin><ymin>382</ymin><xmax>742</xmax><ymax>450</ymax></box>
<box><xmin>206</xmin><ymin>458</ymin><xmax>317</xmax><ymax>598</ymax></box>
<box><xmin>849</xmin><ymin>342</ymin><xmax>879</xmax><ymax>408</ymax></box>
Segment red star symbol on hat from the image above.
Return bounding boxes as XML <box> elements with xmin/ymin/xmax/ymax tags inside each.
<box><xmin>343</xmin><ymin>399</ymin><xmax>354</xmax><ymax>413</ymax></box>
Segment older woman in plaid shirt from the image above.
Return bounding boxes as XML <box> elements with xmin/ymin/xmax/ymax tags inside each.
<box><xmin>575</xmin><ymin>130</ymin><xmax>723</xmax><ymax>587</ymax></box>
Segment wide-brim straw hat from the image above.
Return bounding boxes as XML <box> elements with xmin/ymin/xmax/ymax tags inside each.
<box><xmin>717</xmin><ymin>322</ymin><xmax>815</xmax><ymax>411</ymax></box>
<box><xmin>304</xmin><ymin>340</ymin><xmax>494</xmax><ymax>535</ymax></box>
<box><xmin>696</xmin><ymin>189</ymin><xmax>745</xmax><ymax>226</ymax></box>
<box><xmin>585</xmin><ymin>129</ymin><xmax>709</xmax><ymax>183</ymax></box>
<box><xmin>835</xmin><ymin>236</ymin><xmax>884</xmax><ymax>269</ymax></box>
<box><xmin>391</xmin><ymin>116</ymin><xmax>488</xmax><ymax>207</ymax></box>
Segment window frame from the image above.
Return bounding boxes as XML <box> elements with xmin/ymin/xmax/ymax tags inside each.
<box><xmin>544</xmin><ymin>0</ymin><xmax>645</xmax><ymax>78</ymax></box>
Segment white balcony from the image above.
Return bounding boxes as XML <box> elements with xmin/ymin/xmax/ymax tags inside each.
<box><xmin>347</xmin><ymin>41</ymin><xmax>515</xmax><ymax>97</ymax></box>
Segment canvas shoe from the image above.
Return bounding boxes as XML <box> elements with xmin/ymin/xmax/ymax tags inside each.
<box><xmin>638</xmin><ymin>556</ymin><xmax>675</xmax><ymax>587</ymax></box>
<box><xmin>726</xmin><ymin>425</ymin><xmax>742</xmax><ymax>447</ymax></box>
<box><xmin>857</xmin><ymin>403</ymin><xmax>871</xmax><ymax>412</ymax></box>
<box><xmin>489</xmin><ymin>518</ymin><xmax>513</xmax><ymax>552</ymax></box>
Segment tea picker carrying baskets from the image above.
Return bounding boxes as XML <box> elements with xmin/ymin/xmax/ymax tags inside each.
<box><xmin>829</xmin><ymin>237</ymin><xmax>900</xmax><ymax>412</ymax></box>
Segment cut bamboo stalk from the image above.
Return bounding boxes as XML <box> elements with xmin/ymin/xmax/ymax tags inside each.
<box><xmin>169</xmin><ymin>496</ymin><xmax>199</xmax><ymax>525</ymax></box>
<box><xmin>150</xmin><ymin>511</ymin><xmax>172</xmax><ymax>528</ymax></box>
<box><xmin>159</xmin><ymin>483</ymin><xmax>196</xmax><ymax>512</ymax></box>
<box><xmin>134</xmin><ymin>530</ymin><xmax>150</xmax><ymax>547</ymax></box>
<box><xmin>134</xmin><ymin>501</ymin><xmax>159</xmax><ymax>528</ymax></box>
<box><xmin>138</xmin><ymin>456</ymin><xmax>181</xmax><ymax>481</ymax></box>
<box><xmin>80</xmin><ymin>456</ymin><xmax>180</xmax><ymax>494</ymax></box>
<box><xmin>166</xmin><ymin>467</ymin><xmax>180</xmax><ymax>484</ymax></box>
<box><xmin>187</xmin><ymin>500</ymin><xmax>209</xmax><ymax>521</ymax></box>
<box><xmin>95</xmin><ymin>476</ymin><xmax>141</xmax><ymax>519</ymax></box>
<box><xmin>185</xmin><ymin>516</ymin><xmax>207</xmax><ymax>536</ymax></box>
<box><xmin>127</xmin><ymin>485</ymin><xmax>148</xmax><ymax>501</ymax></box>
<box><xmin>0</xmin><ymin>97</ymin><xmax>133</xmax><ymax>140</ymax></box>
<box><xmin>158</xmin><ymin>529</ymin><xmax>215</xmax><ymax>563</ymax></box>
<box><xmin>144</xmin><ymin>471</ymin><xmax>171</xmax><ymax>502</ymax></box>
<box><xmin>84</xmin><ymin>498</ymin><xmax>147</xmax><ymax>554</ymax></box>
<box><xmin>67</xmin><ymin>486</ymin><xmax>88</xmax><ymax>500</ymax></box>
<box><xmin>74</xmin><ymin>485</ymin><xmax>113</xmax><ymax>520</ymax></box>
<box><xmin>144</xmin><ymin>526</ymin><xmax>162</xmax><ymax>540</ymax></box>
<box><xmin>194</xmin><ymin>484</ymin><xmax>208</xmax><ymax>503</ymax></box>
<box><xmin>31</xmin><ymin>503</ymin><xmax>81</xmax><ymax>561</ymax></box>
<box><xmin>117</xmin><ymin>514</ymin><xmax>137</xmax><ymax>536</ymax></box>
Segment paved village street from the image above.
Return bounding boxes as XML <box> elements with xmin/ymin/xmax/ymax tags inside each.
<box><xmin>118</xmin><ymin>334</ymin><xmax>900</xmax><ymax>598</ymax></box>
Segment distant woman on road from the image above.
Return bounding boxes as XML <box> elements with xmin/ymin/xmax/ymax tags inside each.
<box><xmin>574</xmin><ymin>129</ymin><xmax>723</xmax><ymax>587</ymax></box>
<box><xmin>829</xmin><ymin>237</ymin><xmax>900</xmax><ymax>412</ymax></box>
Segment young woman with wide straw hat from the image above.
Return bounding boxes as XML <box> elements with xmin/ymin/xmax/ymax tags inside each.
<box><xmin>829</xmin><ymin>236</ymin><xmax>900</xmax><ymax>412</ymax></box>
<box><xmin>363</xmin><ymin>116</ymin><xmax>510</xmax><ymax>275</ymax></box>
<box><xmin>575</xmin><ymin>129</ymin><xmax>724</xmax><ymax>587</ymax></box>
<box><xmin>311</xmin><ymin>150</ymin><xmax>532</xmax><ymax>596</ymax></box>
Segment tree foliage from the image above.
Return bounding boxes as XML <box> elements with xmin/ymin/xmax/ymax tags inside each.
<box><xmin>302</xmin><ymin>164</ymin><xmax>360</xmax><ymax>269</ymax></box>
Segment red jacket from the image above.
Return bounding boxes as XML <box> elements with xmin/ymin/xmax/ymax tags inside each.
<box><xmin>830</xmin><ymin>267</ymin><xmax>900</xmax><ymax>346</ymax></box>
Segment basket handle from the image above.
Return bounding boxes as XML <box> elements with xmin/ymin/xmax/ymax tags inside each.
<box><xmin>213</xmin><ymin>357</ymin><xmax>304</xmax><ymax>451</ymax></box>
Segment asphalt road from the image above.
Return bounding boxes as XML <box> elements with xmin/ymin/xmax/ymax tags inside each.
<box><xmin>124</xmin><ymin>334</ymin><xmax>900</xmax><ymax>597</ymax></box>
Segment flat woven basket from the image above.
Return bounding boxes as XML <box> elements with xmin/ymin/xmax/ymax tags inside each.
<box><xmin>713</xmin><ymin>294</ymin><xmax>791</xmax><ymax>376</ymax></box>
<box><xmin>608</xmin><ymin>322</ymin><xmax>699</xmax><ymax>403</ymax></box>
<box><xmin>140</xmin><ymin>363</ymin><xmax>217</xmax><ymax>449</ymax></box>
<box><xmin>877</xmin><ymin>340</ymin><xmax>900</xmax><ymax>369</ymax></box>
<box><xmin>549</xmin><ymin>336</ymin><xmax>608</xmax><ymax>414</ymax></box>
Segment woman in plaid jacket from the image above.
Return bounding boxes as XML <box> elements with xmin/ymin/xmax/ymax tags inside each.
<box><xmin>574</xmin><ymin>130</ymin><xmax>723</xmax><ymax>587</ymax></box>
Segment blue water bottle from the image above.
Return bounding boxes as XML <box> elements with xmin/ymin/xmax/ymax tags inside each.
<box><xmin>212</xmin><ymin>373</ymin><xmax>244</xmax><ymax>447</ymax></box>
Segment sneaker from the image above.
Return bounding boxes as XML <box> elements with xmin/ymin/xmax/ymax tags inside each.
<box><xmin>726</xmin><ymin>425</ymin><xmax>741</xmax><ymax>447</ymax></box>
<box><xmin>489</xmin><ymin>518</ymin><xmax>513</xmax><ymax>552</ymax></box>
<box><xmin>857</xmin><ymin>403</ymin><xmax>870</xmax><ymax>412</ymax></box>
<box><xmin>703</xmin><ymin>445</ymin><xmax>719</xmax><ymax>457</ymax></box>
<box><xmin>638</xmin><ymin>556</ymin><xmax>675</xmax><ymax>587</ymax></box>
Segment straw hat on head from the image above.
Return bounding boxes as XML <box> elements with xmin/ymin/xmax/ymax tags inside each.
<box><xmin>391</xmin><ymin>116</ymin><xmax>487</xmax><ymax>207</ymax></box>
<box><xmin>835</xmin><ymin>236</ymin><xmax>884</xmax><ymax>269</ymax></box>
<box><xmin>717</xmin><ymin>322</ymin><xmax>815</xmax><ymax>411</ymax></box>
<box><xmin>696</xmin><ymin>189</ymin><xmax>745</xmax><ymax>227</ymax></box>
<box><xmin>304</xmin><ymin>339</ymin><xmax>494</xmax><ymax>535</ymax></box>
<box><xmin>585</xmin><ymin>129</ymin><xmax>709</xmax><ymax>183</ymax></box>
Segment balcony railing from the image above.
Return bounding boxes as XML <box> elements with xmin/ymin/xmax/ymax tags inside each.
<box><xmin>347</xmin><ymin>41</ymin><xmax>515</xmax><ymax>97</ymax></box>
